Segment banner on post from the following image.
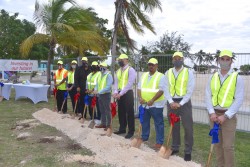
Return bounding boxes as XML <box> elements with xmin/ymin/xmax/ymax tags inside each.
<box><xmin>0</xmin><ymin>59</ymin><xmax>38</xmax><ymax>71</ymax></box>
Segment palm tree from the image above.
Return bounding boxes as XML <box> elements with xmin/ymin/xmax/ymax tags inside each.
<box><xmin>20</xmin><ymin>0</ymin><xmax>108</xmax><ymax>86</ymax></box>
<box><xmin>111</xmin><ymin>0</ymin><xmax>162</xmax><ymax>75</ymax></box>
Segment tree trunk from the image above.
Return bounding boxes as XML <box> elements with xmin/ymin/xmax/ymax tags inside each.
<box><xmin>47</xmin><ymin>38</ymin><xmax>56</xmax><ymax>97</ymax></box>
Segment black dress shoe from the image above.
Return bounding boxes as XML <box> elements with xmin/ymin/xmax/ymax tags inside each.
<box><xmin>124</xmin><ymin>133</ymin><xmax>133</xmax><ymax>139</ymax></box>
<box><xmin>114</xmin><ymin>130</ymin><xmax>126</xmax><ymax>134</ymax></box>
<box><xmin>184</xmin><ymin>154</ymin><xmax>191</xmax><ymax>161</ymax></box>
<box><xmin>171</xmin><ymin>150</ymin><xmax>179</xmax><ymax>155</ymax></box>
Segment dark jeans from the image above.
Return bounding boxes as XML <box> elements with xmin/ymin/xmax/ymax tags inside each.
<box><xmin>68</xmin><ymin>84</ymin><xmax>78</xmax><ymax>113</ymax></box>
<box><xmin>141</xmin><ymin>107</ymin><xmax>164</xmax><ymax>144</ymax></box>
<box><xmin>117</xmin><ymin>90</ymin><xmax>135</xmax><ymax>134</ymax></box>
<box><xmin>78</xmin><ymin>91</ymin><xmax>86</xmax><ymax>117</ymax></box>
<box><xmin>56</xmin><ymin>89</ymin><xmax>67</xmax><ymax>113</ymax></box>
<box><xmin>99</xmin><ymin>93</ymin><xmax>111</xmax><ymax>126</ymax></box>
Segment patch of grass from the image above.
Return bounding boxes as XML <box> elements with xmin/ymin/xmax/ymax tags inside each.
<box><xmin>0</xmin><ymin>89</ymin><xmax>103</xmax><ymax>167</ymax></box>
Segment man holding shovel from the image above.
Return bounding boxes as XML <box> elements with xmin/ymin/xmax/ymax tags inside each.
<box><xmin>93</xmin><ymin>62</ymin><xmax>113</xmax><ymax>130</ymax></box>
<box><xmin>205</xmin><ymin>50</ymin><xmax>244</xmax><ymax>167</ymax></box>
<box><xmin>137</xmin><ymin>58</ymin><xmax>167</xmax><ymax>149</ymax></box>
<box><xmin>113</xmin><ymin>53</ymin><xmax>136</xmax><ymax>139</ymax></box>
<box><xmin>165</xmin><ymin>51</ymin><xmax>195</xmax><ymax>161</ymax></box>
<box><xmin>54</xmin><ymin>60</ymin><xmax>68</xmax><ymax>114</ymax></box>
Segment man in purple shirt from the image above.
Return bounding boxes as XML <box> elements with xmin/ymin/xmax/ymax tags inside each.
<box><xmin>113</xmin><ymin>54</ymin><xmax>136</xmax><ymax>139</ymax></box>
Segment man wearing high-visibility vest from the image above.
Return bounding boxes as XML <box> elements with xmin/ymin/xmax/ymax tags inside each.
<box><xmin>67</xmin><ymin>60</ymin><xmax>78</xmax><ymax>113</ymax></box>
<box><xmin>206</xmin><ymin>50</ymin><xmax>244</xmax><ymax>167</ymax></box>
<box><xmin>93</xmin><ymin>62</ymin><xmax>113</xmax><ymax>129</ymax></box>
<box><xmin>86</xmin><ymin>61</ymin><xmax>101</xmax><ymax>124</ymax></box>
<box><xmin>113</xmin><ymin>54</ymin><xmax>136</xmax><ymax>139</ymax></box>
<box><xmin>137</xmin><ymin>58</ymin><xmax>167</xmax><ymax>149</ymax></box>
<box><xmin>54</xmin><ymin>60</ymin><xmax>68</xmax><ymax>114</ymax></box>
<box><xmin>165</xmin><ymin>51</ymin><xmax>195</xmax><ymax>161</ymax></box>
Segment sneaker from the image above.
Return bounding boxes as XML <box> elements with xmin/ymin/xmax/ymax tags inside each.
<box><xmin>184</xmin><ymin>154</ymin><xmax>191</xmax><ymax>161</ymax></box>
<box><xmin>171</xmin><ymin>150</ymin><xmax>179</xmax><ymax>155</ymax></box>
<box><xmin>125</xmin><ymin>133</ymin><xmax>133</xmax><ymax>139</ymax></box>
<box><xmin>114</xmin><ymin>130</ymin><xmax>126</xmax><ymax>135</ymax></box>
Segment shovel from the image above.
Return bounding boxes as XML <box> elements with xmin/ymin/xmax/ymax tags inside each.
<box><xmin>158</xmin><ymin>112</ymin><xmax>180</xmax><ymax>159</ymax></box>
<box><xmin>79</xmin><ymin>105</ymin><xmax>88</xmax><ymax>124</ymax></box>
<box><xmin>131</xmin><ymin>104</ymin><xmax>146</xmax><ymax>148</ymax></box>
<box><xmin>71</xmin><ymin>93</ymin><xmax>80</xmax><ymax>119</ymax></box>
<box><xmin>206</xmin><ymin>122</ymin><xmax>220</xmax><ymax>167</ymax></box>
<box><xmin>53</xmin><ymin>88</ymin><xmax>57</xmax><ymax>112</ymax></box>
<box><xmin>79</xmin><ymin>94</ymin><xmax>90</xmax><ymax>122</ymax></box>
<box><xmin>106</xmin><ymin>100</ymin><xmax>117</xmax><ymax>136</ymax></box>
<box><xmin>0</xmin><ymin>82</ymin><xmax>4</xmax><ymax>102</ymax></box>
<box><xmin>88</xmin><ymin>96</ymin><xmax>97</xmax><ymax>129</ymax></box>
<box><xmin>59</xmin><ymin>91</ymin><xmax>68</xmax><ymax>113</ymax></box>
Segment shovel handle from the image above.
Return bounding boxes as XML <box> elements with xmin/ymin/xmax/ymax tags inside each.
<box><xmin>92</xmin><ymin>106</ymin><xmax>96</xmax><ymax>121</ymax></box>
<box><xmin>60</xmin><ymin>99</ymin><xmax>66</xmax><ymax>112</ymax></box>
<box><xmin>73</xmin><ymin>100</ymin><xmax>78</xmax><ymax>114</ymax></box>
<box><xmin>206</xmin><ymin>144</ymin><xmax>214</xmax><ymax>167</ymax></box>
<box><xmin>137</xmin><ymin>124</ymin><xmax>142</xmax><ymax>137</ymax></box>
<box><xmin>166</xmin><ymin>125</ymin><xmax>173</xmax><ymax>147</ymax></box>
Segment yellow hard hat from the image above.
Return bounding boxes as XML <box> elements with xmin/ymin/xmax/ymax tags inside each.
<box><xmin>118</xmin><ymin>54</ymin><xmax>128</xmax><ymax>59</ymax></box>
<box><xmin>91</xmin><ymin>61</ymin><xmax>98</xmax><ymax>66</ymax></box>
<box><xmin>57</xmin><ymin>60</ymin><xmax>63</xmax><ymax>65</ymax></box>
<box><xmin>81</xmin><ymin>57</ymin><xmax>88</xmax><ymax>61</ymax></box>
<box><xmin>100</xmin><ymin>62</ymin><xmax>108</xmax><ymax>67</ymax></box>
<box><xmin>148</xmin><ymin>58</ymin><xmax>158</xmax><ymax>64</ymax></box>
<box><xmin>219</xmin><ymin>50</ymin><xmax>233</xmax><ymax>58</ymax></box>
<box><xmin>173</xmin><ymin>51</ymin><xmax>184</xmax><ymax>58</ymax></box>
<box><xmin>71</xmin><ymin>60</ymin><xmax>77</xmax><ymax>64</ymax></box>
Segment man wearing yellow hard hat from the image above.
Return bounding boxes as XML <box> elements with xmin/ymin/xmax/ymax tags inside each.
<box><xmin>113</xmin><ymin>53</ymin><xmax>136</xmax><ymax>139</ymax></box>
<box><xmin>53</xmin><ymin>60</ymin><xmax>68</xmax><ymax>114</ymax></box>
<box><xmin>74</xmin><ymin>57</ymin><xmax>91</xmax><ymax>118</ymax></box>
<box><xmin>86</xmin><ymin>61</ymin><xmax>101</xmax><ymax>124</ymax></box>
<box><xmin>137</xmin><ymin>58</ymin><xmax>167</xmax><ymax>149</ymax></box>
<box><xmin>93</xmin><ymin>62</ymin><xmax>113</xmax><ymax>130</ymax></box>
<box><xmin>165</xmin><ymin>51</ymin><xmax>195</xmax><ymax>161</ymax></box>
<box><xmin>67</xmin><ymin>60</ymin><xmax>78</xmax><ymax>114</ymax></box>
<box><xmin>205</xmin><ymin>50</ymin><xmax>244</xmax><ymax>167</ymax></box>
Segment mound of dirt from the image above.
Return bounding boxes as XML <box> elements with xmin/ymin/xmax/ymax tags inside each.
<box><xmin>33</xmin><ymin>108</ymin><xmax>201</xmax><ymax>167</ymax></box>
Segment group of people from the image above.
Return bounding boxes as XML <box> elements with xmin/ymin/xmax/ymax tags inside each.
<box><xmin>53</xmin><ymin>50</ymin><xmax>243</xmax><ymax>166</ymax></box>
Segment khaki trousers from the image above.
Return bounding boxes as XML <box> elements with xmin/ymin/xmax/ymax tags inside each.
<box><xmin>210</xmin><ymin>113</ymin><xmax>237</xmax><ymax>167</ymax></box>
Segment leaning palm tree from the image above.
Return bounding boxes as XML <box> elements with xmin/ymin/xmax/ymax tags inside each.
<box><xmin>111</xmin><ymin>0</ymin><xmax>162</xmax><ymax>74</ymax></box>
<box><xmin>20</xmin><ymin>0</ymin><xmax>108</xmax><ymax>86</ymax></box>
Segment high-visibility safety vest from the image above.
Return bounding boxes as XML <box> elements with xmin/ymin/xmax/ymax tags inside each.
<box><xmin>141</xmin><ymin>71</ymin><xmax>164</xmax><ymax>102</ymax></box>
<box><xmin>211</xmin><ymin>72</ymin><xmax>238</xmax><ymax>108</ymax></box>
<box><xmin>98</xmin><ymin>73</ymin><xmax>109</xmax><ymax>92</ymax></box>
<box><xmin>56</xmin><ymin>69</ymin><xmax>67</xmax><ymax>90</ymax></box>
<box><xmin>116</xmin><ymin>67</ymin><xmax>130</xmax><ymax>90</ymax></box>
<box><xmin>167</xmin><ymin>67</ymin><xmax>189</xmax><ymax>97</ymax></box>
<box><xmin>87</xmin><ymin>71</ymin><xmax>101</xmax><ymax>90</ymax></box>
<box><xmin>67</xmin><ymin>71</ymin><xmax>74</xmax><ymax>84</ymax></box>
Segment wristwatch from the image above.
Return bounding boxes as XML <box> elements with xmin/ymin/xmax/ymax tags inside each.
<box><xmin>224</xmin><ymin>114</ymin><xmax>229</xmax><ymax>119</ymax></box>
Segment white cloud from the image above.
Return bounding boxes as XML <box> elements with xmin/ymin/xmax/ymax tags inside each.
<box><xmin>1</xmin><ymin>0</ymin><xmax>250</xmax><ymax>53</ymax></box>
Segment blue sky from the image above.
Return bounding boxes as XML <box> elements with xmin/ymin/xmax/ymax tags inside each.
<box><xmin>1</xmin><ymin>0</ymin><xmax>250</xmax><ymax>54</ymax></box>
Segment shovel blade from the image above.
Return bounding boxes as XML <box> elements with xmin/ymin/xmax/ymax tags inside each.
<box><xmin>158</xmin><ymin>146</ymin><xmax>172</xmax><ymax>159</ymax></box>
<box><xmin>79</xmin><ymin>118</ymin><xmax>85</xmax><ymax>124</ymax></box>
<box><xmin>130</xmin><ymin>138</ymin><xmax>139</xmax><ymax>147</ymax></box>
<box><xmin>70</xmin><ymin>114</ymin><xmax>76</xmax><ymax>119</ymax></box>
<box><xmin>0</xmin><ymin>96</ymin><xmax>3</xmax><ymax>102</ymax></box>
<box><xmin>106</xmin><ymin>127</ymin><xmax>112</xmax><ymax>137</ymax></box>
<box><xmin>88</xmin><ymin>120</ymin><xmax>95</xmax><ymax>129</ymax></box>
<box><xmin>135</xmin><ymin>138</ymin><xmax>143</xmax><ymax>148</ymax></box>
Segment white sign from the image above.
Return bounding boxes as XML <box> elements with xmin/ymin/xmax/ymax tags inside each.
<box><xmin>0</xmin><ymin>59</ymin><xmax>38</xmax><ymax>71</ymax></box>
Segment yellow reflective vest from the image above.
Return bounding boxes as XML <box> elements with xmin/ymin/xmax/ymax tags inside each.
<box><xmin>87</xmin><ymin>71</ymin><xmax>101</xmax><ymax>90</ymax></box>
<box><xmin>67</xmin><ymin>70</ymin><xmax>74</xmax><ymax>84</ymax></box>
<box><xmin>211</xmin><ymin>72</ymin><xmax>238</xmax><ymax>108</ymax></box>
<box><xmin>117</xmin><ymin>67</ymin><xmax>130</xmax><ymax>90</ymax></box>
<box><xmin>55</xmin><ymin>69</ymin><xmax>67</xmax><ymax>90</ymax></box>
<box><xmin>167</xmin><ymin>67</ymin><xmax>189</xmax><ymax>97</ymax></box>
<box><xmin>141</xmin><ymin>71</ymin><xmax>164</xmax><ymax>102</ymax></box>
<box><xmin>98</xmin><ymin>73</ymin><xmax>109</xmax><ymax>92</ymax></box>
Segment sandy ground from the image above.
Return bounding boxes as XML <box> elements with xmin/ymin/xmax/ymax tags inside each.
<box><xmin>33</xmin><ymin>108</ymin><xmax>201</xmax><ymax>167</ymax></box>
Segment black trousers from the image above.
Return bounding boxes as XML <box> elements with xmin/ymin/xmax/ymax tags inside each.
<box><xmin>117</xmin><ymin>90</ymin><xmax>135</xmax><ymax>134</ymax></box>
<box><xmin>68</xmin><ymin>84</ymin><xmax>78</xmax><ymax>113</ymax></box>
<box><xmin>56</xmin><ymin>89</ymin><xmax>67</xmax><ymax>113</ymax></box>
<box><xmin>78</xmin><ymin>91</ymin><xmax>86</xmax><ymax>116</ymax></box>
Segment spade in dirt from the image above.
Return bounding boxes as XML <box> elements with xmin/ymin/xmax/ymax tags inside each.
<box><xmin>79</xmin><ymin>95</ymin><xmax>90</xmax><ymax>123</ymax></box>
<box><xmin>88</xmin><ymin>96</ymin><xmax>97</xmax><ymax>129</ymax></box>
<box><xmin>158</xmin><ymin>112</ymin><xmax>180</xmax><ymax>159</ymax></box>
<box><xmin>131</xmin><ymin>104</ymin><xmax>146</xmax><ymax>148</ymax></box>
<box><xmin>59</xmin><ymin>91</ymin><xmax>68</xmax><ymax>114</ymax></box>
<box><xmin>71</xmin><ymin>93</ymin><xmax>80</xmax><ymax>119</ymax></box>
<box><xmin>105</xmin><ymin>100</ymin><xmax>117</xmax><ymax>136</ymax></box>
